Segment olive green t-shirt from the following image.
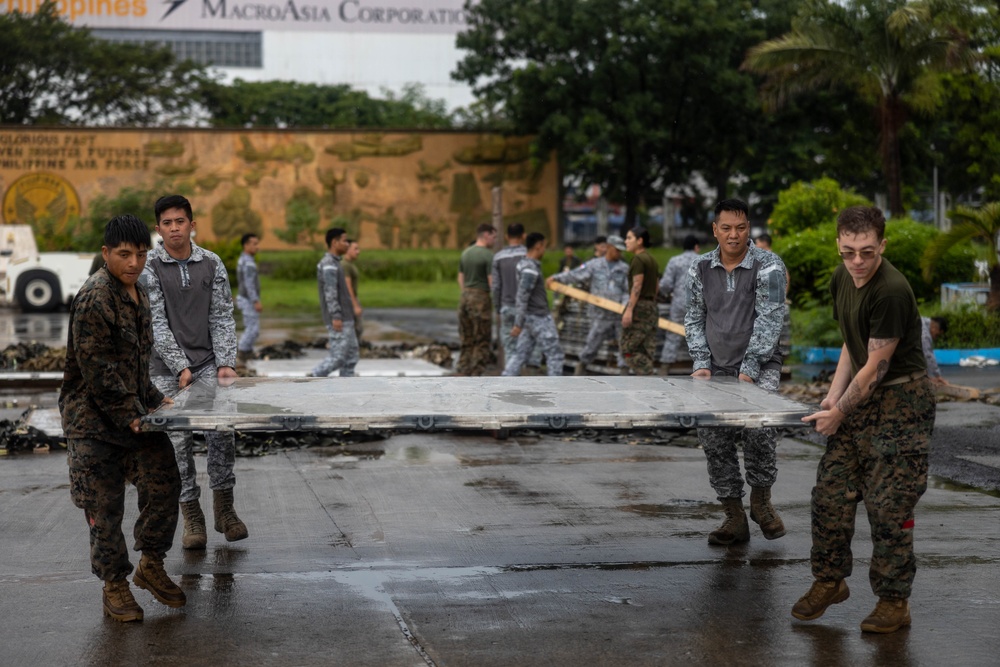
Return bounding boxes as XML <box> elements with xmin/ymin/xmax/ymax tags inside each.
<box><xmin>629</xmin><ymin>251</ymin><xmax>659</xmax><ymax>301</ymax></box>
<box><xmin>343</xmin><ymin>259</ymin><xmax>359</xmax><ymax>297</ymax></box>
<box><xmin>830</xmin><ymin>258</ymin><xmax>925</xmax><ymax>381</ymax></box>
<box><xmin>460</xmin><ymin>245</ymin><xmax>494</xmax><ymax>292</ymax></box>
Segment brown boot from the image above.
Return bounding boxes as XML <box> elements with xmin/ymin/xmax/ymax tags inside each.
<box><xmin>791</xmin><ymin>579</ymin><xmax>850</xmax><ymax>621</ymax></box>
<box><xmin>213</xmin><ymin>488</ymin><xmax>249</xmax><ymax>542</ymax></box>
<box><xmin>708</xmin><ymin>498</ymin><xmax>750</xmax><ymax>545</ymax></box>
<box><xmin>574</xmin><ymin>362</ymin><xmax>586</xmax><ymax>376</ymax></box>
<box><xmin>180</xmin><ymin>500</ymin><xmax>207</xmax><ymax>550</ymax></box>
<box><xmin>749</xmin><ymin>487</ymin><xmax>786</xmax><ymax>540</ymax></box>
<box><xmin>103</xmin><ymin>580</ymin><xmax>144</xmax><ymax>622</ymax></box>
<box><xmin>133</xmin><ymin>554</ymin><xmax>186</xmax><ymax>608</ymax></box>
<box><xmin>860</xmin><ymin>598</ymin><xmax>911</xmax><ymax>633</ymax></box>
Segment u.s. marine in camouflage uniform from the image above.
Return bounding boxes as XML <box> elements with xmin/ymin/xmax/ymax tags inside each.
<box><xmin>141</xmin><ymin>194</ymin><xmax>247</xmax><ymax>551</ymax></box>
<box><xmin>795</xmin><ymin>205</ymin><xmax>935</xmax><ymax>634</ymax></box>
<box><xmin>61</xmin><ymin>214</ymin><xmax>185</xmax><ymax>622</ymax></box>
<box><xmin>548</xmin><ymin>234</ymin><xmax>629</xmax><ymax>374</ymax></box>
<box><xmin>621</xmin><ymin>227</ymin><xmax>660</xmax><ymax>375</ymax></box>
<box><xmin>457</xmin><ymin>223</ymin><xmax>496</xmax><ymax>375</ymax></box>
<box><xmin>310</xmin><ymin>227</ymin><xmax>360</xmax><ymax>378</ymax></box>
<box><xmin>502</xmin><ymin>232</ymin><xmax>565</xmax><ymax>376</ymax></box>
<box><xmin>685</xmin><ymin>199</ymin><xmax>787</xmax><ymax>546</ymax></box>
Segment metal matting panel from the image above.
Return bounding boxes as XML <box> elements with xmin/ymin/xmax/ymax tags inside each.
<box><xmin>141</xmin><ymin>376</ymin><xmax>813</xmax><ymax>432</ymax></box>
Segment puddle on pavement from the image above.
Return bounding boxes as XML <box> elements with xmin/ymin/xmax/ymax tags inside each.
<box><xmin>491</xmin><ymin>390</ymin><xmax>556</xmax><ymax>408</ymax></box>
<box><xmin>618</xmin><ymin>499</ymin><xmax>717</xmax><ymax>519</ymax></box>
<box><xmin>465</xmin><ymin>476</ymin><xmax>547</xmax><ymax>501</ymax></box>
<box><xmin>928</xmin><ymin>475</ymin><xmax>1000</xmax><ymax>498</ymax></box>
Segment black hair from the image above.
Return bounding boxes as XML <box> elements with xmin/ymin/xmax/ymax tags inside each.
<box><xmin>629</xmin><ymin>226</ymin><xmax>650</xmax><ymax>248</ymax></box>
<box><xmin>594</xmin><ymin>235</ymin><xmax>607</xmax><ymax>244</ymax></box>
<box><xmin>241</xmin><ymin>232</ymin><xmax>258</xmax><ymax>247</ymax></box>
<box><xmin>476</xmin><ymin>223</ymin><xmax>497</xmax><ymax>236</ymax></box>
<box><xmin>326</xmin><ymin>227</ymin><xmax>347</xmax><ymax>247</ymax></box>
<box><xmin>714</xmin><ymin>198</ymin><xmax>749</xmax><ymax>220</ymax></box>
<box><xmin>154</xmin><ymin>194</ymin><xmax>193</xmax><ymax>223</ymax></box>
<box><xmin>506</xmin><ymin>223</ymin><xmax>525</xmax><ymax>238</ymax></box>
<box><xmin>683</xmin><ymin>234</ymin><xmax>699</xmax><ymax>251</ymax></box>
<box><xmin>104</xmin><ymin>214</ymin><xmax>151</xmax><ymax>250</ymax></box>
<box><xmin>837</xmin><ymin>206</ymin><xmax>886</xmax><ymax>240</ymax></box>
<box><xmin>346</xmin><ymin>238</ymin><xmax>357</xmax><ymax>245</ymax></box>
<box><xmin>931</xmin><ymin>316</ymin><xmax>948</xmax><ymax>334</ymax></box>
<box><xmin>525</xmin><ymin>232</ymin><xmax>546</xmax><ymax>250</ymax></box>
<box><xmin>756</xmin><ymin>233</ymin><xmax>772</xmax><ymax>246</ymax></box>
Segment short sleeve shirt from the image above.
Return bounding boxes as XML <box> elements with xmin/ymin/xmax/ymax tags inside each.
<box><xmin>629</xmin><ymin>251</ymin><xmax>659</xmax><ymax>300</ymax></box>
<box><xmin>460</xmin><ymin>245</ymin><xmax>494</xmax><ymax>292</ymax></box>
<box><xmin>831</xmin><ymin>258</ymin><xmax>925</xmax><ymax>381</ymax></box>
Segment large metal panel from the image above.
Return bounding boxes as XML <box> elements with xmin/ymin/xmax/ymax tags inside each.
<box><xmin>141</xmin><ymin>376</ymin><xmax>814</xmax><ymax>432</ymax></box>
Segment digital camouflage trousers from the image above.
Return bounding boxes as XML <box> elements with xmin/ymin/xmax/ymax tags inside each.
<box><xmin>810</xmin><ymin>377</ymin><xmax>935</xmax><ymax>600</ymax></box>
<box><xmin>153</xmin><ymin>366</ymin><xmax>237</xmax><ymax>504</ymax></box>
<box><xmin>621</xmin><ymin>300</ymin><xmax>658</xmax><ymax>375</ymax></box>
<box><xmin>68</xmin><ymin>434</ymin><xmax>180</xmax><ymax>581</ymax></box>
<box><xmin>697</xmin><ymin>369</ymin><xmax>781</xmax><ymax>500</ymax></box>
<box><xmin>457</xmin><ymin>289</ymin><xmax>493</xmax><ymax>376</ymax></box>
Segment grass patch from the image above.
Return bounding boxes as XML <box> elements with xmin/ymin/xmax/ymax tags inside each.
<box><xmin>261</xmin><ymin>277</ymin><xmax>459</xmax><ymax>311</ymax></box>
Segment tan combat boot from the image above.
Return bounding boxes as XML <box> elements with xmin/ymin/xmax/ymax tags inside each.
<box><xmin>791</xmin><ymin>579</ymin><xmax>850</xmax><ymax>621</ymax></box>
<box><xmin>180</xmin><ymin>499</ymin><xmax>207</xmax><ymax>550</ymax></box>
<box><xmin>133</xmin><ymin>554</ymin><xmax>186</xmax><ymax>608</ymax></box>
<box><xmin>749</xmin><ymin>486</ymin><xmax>786</xmax><ymax>540</ymax></box>
<box><xmin>213</xmin><ymin>488</ymin><xmax>249</xmax><ymax>542</ymax></box>
<box><xmin>708</xmin><ymin>498</ymin><xmax>750</xmax><ymax>545</ymax></box>
<box><xmin>860</xmin><ymin>598</ymin><xmax>911</xmax><ymax>633</ymax></box>
<box><xmin>103</xmin><ymin>579</ymin><xmax>144</xmax><ymax>622</ymax></box>
<box><xmin>574</xmin><ymin>362</ymin><xmax>586</xmax><ymax>376</ymax></box>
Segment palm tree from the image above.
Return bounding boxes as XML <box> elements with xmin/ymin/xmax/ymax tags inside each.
<box><xmin>922</xmin><ymin>202</ymin><xmax>1000</xmax><ymax>310</ymax></box>
<box><xmin>743</xmin><ymin>0</ymin><xmax>977</xmax><ymax>217</ymax></box>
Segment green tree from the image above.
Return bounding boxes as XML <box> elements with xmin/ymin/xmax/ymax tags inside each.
<box><xmin>744</xmin><ymin>0</ymin><xmax>979</xmax><ymax>217</ymax></box>
<box><xmin>453</xmin><ymin>0</ymin><xmax>775</xmax><ymax>230</ymax></box>
<box><xmin>769</xmin><ymin>178</ymin><xmax>871</xmax><ymax>236</ymax></box>
<box><xmin>201</xmin><ymin>80</ymin><xmax>452</xmax><ymax>129</ymax></box>
<box><xmin>0</xmin><ymin>1</ymin><xmax>208</xmax><ymax>125</ymax></box>
<box><xmin>922</xmin><ymin>202</ymin><xmax>1000</xmax><ymax>309</ymax></box>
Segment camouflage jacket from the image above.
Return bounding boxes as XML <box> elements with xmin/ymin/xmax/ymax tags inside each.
<box><xmin>685</xmin><ymin>244</ymin><xmax>786</xmax><ymax>379</ymax></box>
<box><xmin>237</xmin><ymin>252</ymin><xmax>260</xmax><ymax>303</ymax></box>
<box><xmin>514</xmin><ymin>256</ymin><xmax>550</xmax><ymax>328</ymax></box>
<box><xmin>549</xmin><ymin>256</ymin><xmax>629</xmax><ymax>319</ymax></box>
<box><xmin>317</xmin><ymin>252</ymin><xmax>354</xmax><ymax>325</ymax></box>
<box><xmin>141</xmin><ymin>240</ymin><xmax>238</xmax><ymax>376</ymax></box>
<box><xmin>59</xmin><ymin>267</ymin><xmax>164</xmax><ymax>445</ymax></box>
<box><xmin>659</xmin><ymin>250</ymin><xmax>699</xmax><ymax>321</ymax></box>
<box><xmin>491</xmin><ymin>244</ymin><xmax>526</xmax><ymax>311</ymax></box>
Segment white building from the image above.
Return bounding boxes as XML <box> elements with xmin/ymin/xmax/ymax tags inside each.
<box><xmin>2</xmin><ymin>0</ymin><xmax>476</xmax><ymax>110</ymax></box>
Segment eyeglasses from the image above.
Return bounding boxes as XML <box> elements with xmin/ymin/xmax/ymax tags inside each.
<box><xmin>839</xmin><ymin>249</ymin><xmax>878</xmax><ymax>261</ymax></box>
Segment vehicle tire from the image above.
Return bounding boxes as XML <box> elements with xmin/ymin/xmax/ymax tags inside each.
<box><xmin>15</xmin><ymin>270</ymin><xmax>62</xmax><ymax>312</ymax></box>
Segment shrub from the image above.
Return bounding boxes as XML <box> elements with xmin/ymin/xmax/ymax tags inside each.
<box><xmin>769</xmin><ymin>177</ymin><xmax>870</xmax><ymax>236</ymax></box>
<box><xmin>199</xmin><ymin>237</ymin><xmax>242</xmax><ymax>285</ymax></box>
<box><xmin>884</xmin><ymin>218</ymin><xmax>975</xmax><ymax>303</ymax></box>
<box><xmin>933</xmin><ymin>305</ymin><xmax>1000</xmax><ymax>348</ymax></box>
<box><xmin>773</xmin><ymin>221</ymin><xmax>840</xmax><ymax>304</ymax></box>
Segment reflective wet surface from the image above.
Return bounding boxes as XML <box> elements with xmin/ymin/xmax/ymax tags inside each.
<box><xmin>2</xmin><ymin>430</ymin><xmax>998</xmax><ymax>666</ymax></box>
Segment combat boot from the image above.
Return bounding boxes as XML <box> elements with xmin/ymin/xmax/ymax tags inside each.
<box><xmin>213</xmin><ymin>488</ymin><xmax>249</xmax><ymax>542</ymax></box>
<box><xmin>749</xmin><ymin>486</ymin><xmax>786</xmax><ymax>539</ymax></box>
<box><xmin>180</xmin><ymin>499</ymin><xmax>207</xmax><ymax>550</ymax></box>
<box><xmin>791</xmin><ymin>579</ymin><xmax>850</xmax><ymax>621</ymax></box>
<box><xmin>860</xmin><ymin>598</ymin><xmax>911</xmax><ymax>633</ymax></box>
<box><xmin>574</xmin><ymin>362</ymin><xmax>586</xmax><ymax>376</ymax></box>
<box><xmin>103</xmin><ymin>579</ymin><xmax>144</xmax><ymax>622</ymax></box>
<box><xmin>133</xmin><ymin>554</ymin><xmax>186</xmax><ymax>608</ymax></box>
<box><xmin>708</xmin><ymin>498</ymin><xmax>750</xmax><ymax>545</ymax></box>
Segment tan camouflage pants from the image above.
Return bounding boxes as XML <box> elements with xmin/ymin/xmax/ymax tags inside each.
<box><xmin>810</xmin><ymin>377</ymin><xmax>935</xmax><ymax>599</ymax></box>
<box><xmin>457</xmin><ymin>288</ymin><xmax>492</xmax><ymax>376</ymax></box>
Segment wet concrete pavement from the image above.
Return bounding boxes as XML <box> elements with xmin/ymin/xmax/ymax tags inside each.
<box><xmin>2</xmin><ymin>415</ymin><xmax>999</xmax><ymax>666</ymax></box>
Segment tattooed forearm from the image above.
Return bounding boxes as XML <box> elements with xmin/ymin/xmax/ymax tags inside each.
<box><xmin>868</xmin><ymin>337</ymin><xmax>898</xmax><ymax>351</ymax></box>
<box><xmin>868</xmin><ymin>359</ymin><xmax>889</xmax><ymax>391</ymax></box>
<box><xmin>836</xmin><ymin>379</ymin><xmax>864</xmax><ymax>415</ymax></box>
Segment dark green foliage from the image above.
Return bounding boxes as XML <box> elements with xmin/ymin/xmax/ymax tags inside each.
<box><xmin>884</xmin><ymin>218</ymin><xmax>975</xmax><ymax>303</ymax></box>
<box><xmin>934</xmin><ymin>306</ymin><xmax>1000</xmax><ymax>348</ymax></box>
<box><xmin>773</xmin><ymin>221</ymin><xmax>841</xmax><ymax>304</ymax></box>
<box><xmin>0</xmin><ymin>1</ymin><xmax>207</xmax><ymax>125</ymax></box>
<box><xmin>769</xmin><ymin>178</ymin><xmax>871</xmax><ymax>236</ymax></box>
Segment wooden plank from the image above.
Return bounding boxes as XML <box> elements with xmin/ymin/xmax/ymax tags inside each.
<box><xmin>141</xmin><ymin>375</ymin><xmax>812</xmax><ymax>433</ymax></box>
<box><xmin>935</xmin><ymin>383</ymin><xmax>981</xmax><ymax>400</ymax></box>
<box><xmin>548</xmin><ymin>282</ymin><xmax>685</xmax><ymax>335</ymax></box>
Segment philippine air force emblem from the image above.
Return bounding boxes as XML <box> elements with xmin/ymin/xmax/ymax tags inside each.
<box><xmin>2</xmin><ymin>173</ymin><xmax>81</xmax><ymax>226</ymax></box>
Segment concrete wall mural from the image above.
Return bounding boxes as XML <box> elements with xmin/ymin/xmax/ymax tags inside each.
<box><xmin>0</xmin><ymin>128</ymin><xmax>558</xmax><ymax>249</ymax></box>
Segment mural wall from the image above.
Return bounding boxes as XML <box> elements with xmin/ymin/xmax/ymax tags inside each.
<box><xmin>0</xmin><ymin>128</ymin><xmax>558</xmax><ymax>249</ymax></box>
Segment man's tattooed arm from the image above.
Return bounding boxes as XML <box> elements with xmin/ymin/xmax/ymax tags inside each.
<box><xmin>834</xmin><ymin>338</ymin><xmax>897</xmax><ymax>415</ymax></box>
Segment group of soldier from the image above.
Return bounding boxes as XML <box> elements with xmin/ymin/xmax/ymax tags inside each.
<box><xmin>63</xmin><ymin>193</ymin><xmax>933</xmax><ymax>635</ymax></box>
<box><xmin>452</xmin><ymin>198</ymin><xmax>935</xmax><ymax>634</ymax></box>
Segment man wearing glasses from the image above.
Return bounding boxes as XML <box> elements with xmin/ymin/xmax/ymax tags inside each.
<box><xmin>795</xmin><ymin>205</ymin><xmax>933</xmax><ymax>634</ymax></box>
